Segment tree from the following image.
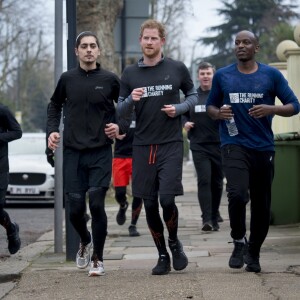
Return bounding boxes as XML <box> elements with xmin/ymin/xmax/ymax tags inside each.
<box><xmin>151</xmin><ymin>0</ymin><xmax>192</xmax><ymax>62</ymax></box>
<box><xmin>76</xmin><ymin>0</ymin><xmax>124</xmax><ymax>74</ymax></box>
<box><xmin>198</xmin><ymin>0</ymin><xmax>299</xmax><ymax>68</ymax></box>
<box><xmin>76</xmin><ymin>0</ymin><xmax>192</xmax><ymax>75</ymax></box>
<box><xmin>0</xmin><ymin>0</ymin><xmax>55</xmax><ymax>131</ymax></box>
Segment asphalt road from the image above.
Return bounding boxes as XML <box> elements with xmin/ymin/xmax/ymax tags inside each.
<box><xmin>0</xmin><ymin>206</ymin><xmax>56</xmax><ymax>259</ymax></box>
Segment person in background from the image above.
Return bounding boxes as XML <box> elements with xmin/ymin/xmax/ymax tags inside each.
<box><xmin>113</xmin><ymin>115</ymin><xmax>143</xmax><ymax>237</ymax></box>
<box><xmin>118</xmin><ymin>19</ymin><xmax>198</xmax><ymax>275</ymax></box>
<box><xmin>47</xmin><ymin>31</ymin><xmax>127</xmax><ymax>277</ymax></box>
<box><xmin>0</xmin><ymin>104</ymin><xmax>22</xmax><ymax>255</ymax></box>
<box><xmin>206</xmin><ymin>30</ymin><xmax>300</xmax><ymax>273</ymax></box>
<box><xmin>183</xmin><ymin>61</ymin><xmax>224</xmax><ymax>232</ymax></box>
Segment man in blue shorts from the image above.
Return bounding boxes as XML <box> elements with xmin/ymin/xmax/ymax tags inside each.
<box><xmin>206</xmin><ymin>30</ymin><xmax>300</xmax><ymax>273</ymax></box>
<box><xmin>118</xmin><ymin>19</ymin><xmax>198</xmax><ymax>275</ymax></box>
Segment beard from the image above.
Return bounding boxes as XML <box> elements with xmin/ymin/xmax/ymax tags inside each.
<box><xmin>142</xmin><ymin>46</ymin><xmax>161</xmax><ymax>59</ymax></box>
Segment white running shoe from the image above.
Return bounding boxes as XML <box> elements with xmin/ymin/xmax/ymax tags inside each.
<box><xmin>88</xmin><ymin>260</ymin><xmax>105</xmax><ymax>276</ymax></box>
<box><xmin>76</xmin><ymin>240</ymin><xmax>92</xmax><ymax>269</ymax></box>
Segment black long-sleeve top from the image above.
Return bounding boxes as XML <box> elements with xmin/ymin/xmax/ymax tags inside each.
<box><xmin>117</xmin><ymin>57</ymin><xmax>198</xmax><ymax>146</ymax></box>
<box><xmin>47</xmin><ymin>63</ymin><xmax>127</xmax><ymax>150</ymax></box>
<box><xmin>0</xmin><ymin>104</ymin><xmax>22</xmax><ymax>172</ymax></box>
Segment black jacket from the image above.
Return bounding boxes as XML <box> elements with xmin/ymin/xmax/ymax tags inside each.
<box><xmin>0</xmin><ymin>104</ymin><xmax>22</xmax><ymax>172</ymax></box>
<box><xmin>47</xmin><ymin>64</ymin><xmax>127</xmax><ymax>150</ymax></box>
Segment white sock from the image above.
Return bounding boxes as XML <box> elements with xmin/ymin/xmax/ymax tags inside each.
<box><xmin>235</xmin><ymin>238</ymin><xmax>245</xmax><ymax>243</ymax></box>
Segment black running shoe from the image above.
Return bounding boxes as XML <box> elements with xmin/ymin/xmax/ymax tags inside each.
<box><xmin>116</xmin><ymin>201</ymin><xmax>128</xmax><ymax>225</ymax></box>
<box><xmin>229</xmin><ymin>240</ymin><xmax>247</xmax><ymax>269</ymax></box>
<box><xmin>245</xmin><ymin>252</ymin><xmax>261</xmax><ymax>273</ymax></box>
<box><xmin>152</xmin><ymin>253</ymin><xmax>171</xmax><ymax>275</ymax></box>
<box><xmin>169</xmin><ymin>239</ymin><xmax>188</xmax><ymax>271</ymax></box>
<box><xmin>128</xmin><ymin>225</ymin><xmax>140</xmax><ymax>237</ymax></box>
<box><xmin>7</xmin><ymin>223</ymin><xmax>21</xmax><ymax>255</ymax></box>
<box><xmin>202</xmin><ymin>223</ymin><xmax>212</xmax><ymax>232</ymax></box>
<box><xmin>212</xmin><ymin>222</ymin><xmax>220</xmax><ymax>231</ymax></box>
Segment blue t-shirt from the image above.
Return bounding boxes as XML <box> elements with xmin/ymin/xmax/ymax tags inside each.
<box><xmin>206</xmin><ymin>63</ymin><xmax>300</xmax><ymax>151</ymax></box>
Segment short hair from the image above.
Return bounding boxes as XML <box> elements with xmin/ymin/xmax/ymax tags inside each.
<box><xmin>75</xmin><ymin>31</ymin><xmax>100</xmax><ymax>48</ymax></box>
<box><xmin>140</xmin><ymin>19</ymin><xmax>166</xmax><ymax>39</ymax></box>
<box><xmin>197</xmin><ymin>61</ymin><xmax>216</xmax><ymax>73</ymax></box>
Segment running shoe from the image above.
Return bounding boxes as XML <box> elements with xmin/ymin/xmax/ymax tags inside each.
<box><xmin>7</xmin><ymin>222</ymin><xmax>21</xmax><ymax>254</ymax></box>
<box><xmin>229</xmin><ymin>239</ymin><xmax>248</xmax><ymax>269</ymax></box>
<box><xmin>169</xmin><ymin>239</ymin><xmax>188</xmax><ymax>271</ymax></box>
<box><xmin>212</xmin><ymin>222</ymin><xmax>220</xmax><ymax>231</ymax></box>
<box><xmin>202</xmin><ymin>223</ymin><xmax>213</xmax><ymax>232</ymax></box>
<box><xmin>128</xmin><ymin>225</ymin><xmax>140</xmax><ymax>237</ymax></box>
<box><xmin>245</xmin><ymin>252</ymin><xmax>261</xmax><ymax>273</ymax></box>
<box><xmin>76</xmin><ymin>239</ymin><xmax>92</xmax><ymax>269</ymax></box>
<box><xmin>116</xmin><ymin>201</ymin><xmax>128</xmax><ymax>225</ymax></box>
<box><xmin>88</xmin><ymin>259</ymin><xmax>105</xmax><ymax>276</ymax></box>
<box><xmin>152</xmin><ymin>253</ymin><xmax>171</xmax><ymax>275</ymax></box>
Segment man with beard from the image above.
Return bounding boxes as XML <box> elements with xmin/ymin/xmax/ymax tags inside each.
<box><xmin>118</xmin><ymin>19</ymin><xmax>198</xmax><ymax>275</ymax></box>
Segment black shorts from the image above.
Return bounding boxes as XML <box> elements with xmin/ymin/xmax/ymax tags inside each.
<box><xmin>132</xmin><ymin>142</ymin><xmax>184</xmax><ymax>200</ymax></box>
<box><xmin>63</xmin><ymin>145</ymin><xmax>112</xmax><ymax>193</ymax></box>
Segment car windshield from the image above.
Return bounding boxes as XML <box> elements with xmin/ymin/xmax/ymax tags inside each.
<box><xmin>9</xmin><ymin>134</ymin><xmax>46</xmax><ymax>155</ymax></box>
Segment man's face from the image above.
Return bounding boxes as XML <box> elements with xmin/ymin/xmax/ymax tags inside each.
<box><xmin>75</xmin><ymin>36</ymin><xmax>100</xmax><ymax>64</ymax></box>
<box><xmin>234</xmin><ymin>31</ymin><xmax>259</xmax><ymax>62</ymax></box>
<box><xmin>139</xmin><ymin>28</ymin><xmax>165</xmax><ymax>59</ymax></box>
<box><xmin>198</xmin><ymin>67</ymin><xmax>214</xmax><ymax>90</ymax></box>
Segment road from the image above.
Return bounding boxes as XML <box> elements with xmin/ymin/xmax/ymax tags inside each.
<box><xmin>0</xmin><ymin>207</ymin><xmax>56</xmax><ymax>260</ymax></box>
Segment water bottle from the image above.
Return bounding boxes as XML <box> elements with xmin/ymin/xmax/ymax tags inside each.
<box><xmin>223</xmin><ymin>105</ymin><xmax>238</xmax><ymax>136</ymax></box>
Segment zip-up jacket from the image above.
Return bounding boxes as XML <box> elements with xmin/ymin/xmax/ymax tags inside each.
<box><xmin>47</xmin><ymin>63</ymin><xmax>127</xmax><ymax>150</ymax></box>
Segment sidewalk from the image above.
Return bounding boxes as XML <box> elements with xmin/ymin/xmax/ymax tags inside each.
<box><xmin>1</xmin><ymin>162</ymin><xmax>300</xmax><ymax>300</ymax></box>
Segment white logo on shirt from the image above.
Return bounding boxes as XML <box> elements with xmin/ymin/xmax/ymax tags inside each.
<box><xmin>229</xmin><ymin>93</ymin><xmax>264</xmax><ymax>104</ymax></box>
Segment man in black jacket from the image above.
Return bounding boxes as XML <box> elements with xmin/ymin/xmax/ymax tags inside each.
<box><xmin>47</xmin><ymin>31</ymin><xmax>127</xmax><ymax>277</ymax></box>
<box><xmin>183</xmin><ymin>62</ymin><xmax>224</xmax><ymax>232</ymax></box>
<box><xmin>0</xmin><ymin>104</ymin><xmax>22</xmax><ymax>254</ymax></box>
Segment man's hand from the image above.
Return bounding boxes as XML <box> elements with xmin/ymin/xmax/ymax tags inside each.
<box><xmin>116</xmin><ymin>133</ymin><xmax>126</xmax><ymax>140</ymax></box>
<box><xmin>184</xmin><ymin>122</ymin><xmax>194</xmax><ymax>132</ymax></box>
<box><xmin>105</xmin><ymin>123</ymin><xmax>119</xmax><ymax>139</ymax></box>
<box><xmin>131</xmin><ymin>87</ymin><xmax>145</xmax><ymax>101</ymax></box>
<box><xmin>48</xmin><ymin>132</ymin><xmax>60</xmax><ymax>151</ymax></box>
<box><xmin>248</xmin><ymin>104</ymin><xmax>273</xmax><ymax>118</ymax></box>
<box><xmin>161</xmin><ymin>104</ymin><xmax>176</xmax><ymax>118</ymax></box>
<box><xmin>45</xmin><ymin>148</ymin><xmax>55</xmax><ymax>167</ymax></box>
<box><xmin>219</xmin><ymin>105</ymin><xmax>234</xmax><ymax>120</ymax></box>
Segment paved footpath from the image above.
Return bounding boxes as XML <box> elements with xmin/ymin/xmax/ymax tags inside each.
<box><xmin>1</xmin><ymin>162</ymin><xmax>300</xmax><ymax>299</ymax></box>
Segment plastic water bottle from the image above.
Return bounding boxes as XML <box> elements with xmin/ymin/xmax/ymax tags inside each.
<box><xmin>225</xmin><ymin>117</ymin><xmax>238</xmax><ymax>136</ymax></box>
<box><xmin>223</xmin><ymin>105</ymin><xmax>238</xmax><ymax>136</ymax></box>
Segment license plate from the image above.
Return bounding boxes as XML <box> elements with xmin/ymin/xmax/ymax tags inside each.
<box><xmin>10</xmin><ymin>187</ymin><xmax>39</xmax><ymax>194</ymax></box>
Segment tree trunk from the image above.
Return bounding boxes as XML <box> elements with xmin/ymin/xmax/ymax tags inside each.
<box><xmin>77</xmin><ymin>0</ymin><xmax>124</xmax><ymax>74</ymax></box>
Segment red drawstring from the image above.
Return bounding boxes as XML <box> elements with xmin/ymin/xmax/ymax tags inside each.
<box><xmin>148</xmin><ymin>145</ymin><xmax>158</xmax><ymax>164</ymax></box>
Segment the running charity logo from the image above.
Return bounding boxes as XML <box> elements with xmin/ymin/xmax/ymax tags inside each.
<box><xmin>229</xmin><ymin>92</ymin><xmax>263</xmax><ymax>104</ymax></box>
<box><xmin>141</xmin><ymin>85</ymin><xmax>173</xmax><ymax>98</ymax></box>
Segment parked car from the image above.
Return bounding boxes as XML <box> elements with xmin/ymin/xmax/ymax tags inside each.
<box><xmin>6</xmin><ymin>132</ymin><xmax>54</xmax><ymax>205</ymax></box>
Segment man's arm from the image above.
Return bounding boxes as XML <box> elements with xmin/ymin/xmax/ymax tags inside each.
<box><xmin>248</xmin><ymin>103</ymin><xmax>299</xmax><ymax>118</ymax></box>
<box><xmin>0</xmin><ymin>106</ymin><xmax>22</xmax><ymax>143</ymax></box>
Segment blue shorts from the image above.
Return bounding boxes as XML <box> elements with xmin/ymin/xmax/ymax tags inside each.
<box><xmin>132</xmin><ymin>142</ymin><xmax>184</xmax><ymax>200</ymax></box>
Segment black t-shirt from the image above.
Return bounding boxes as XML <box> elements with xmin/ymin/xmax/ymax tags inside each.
<box><xmin>114</xmin><ymin>119</ymin><xmax>135</xmax><ymax>158</ymax></box>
